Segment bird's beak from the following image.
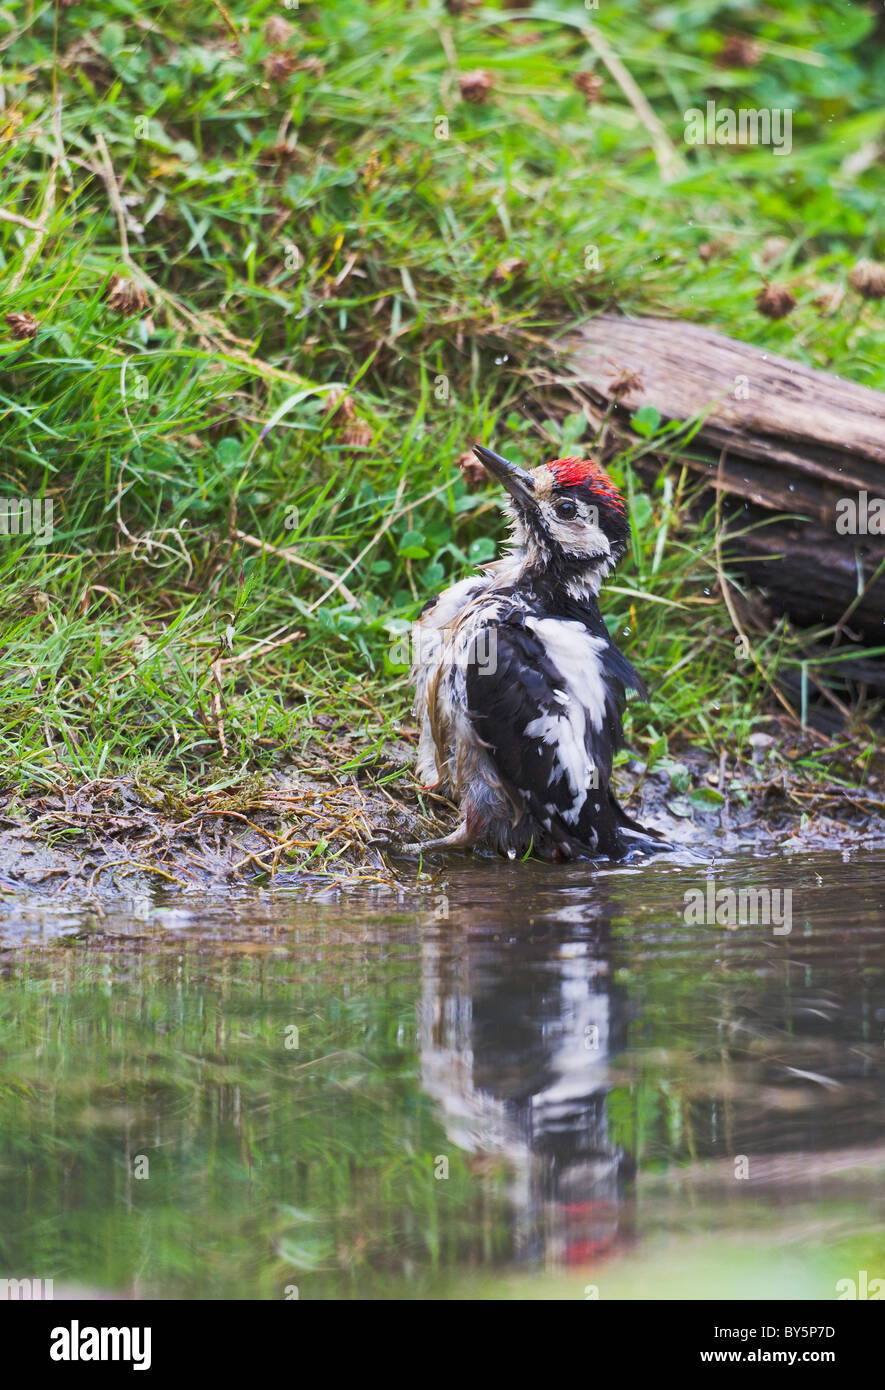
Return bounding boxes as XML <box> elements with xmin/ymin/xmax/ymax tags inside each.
<box><xmin>472</xmin><ymin>444</ymin><xmax>536</xmax><ymax>513</ymax></box>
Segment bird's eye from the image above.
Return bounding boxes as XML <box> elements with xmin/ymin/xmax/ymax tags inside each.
<box><xmin>554</xmin><ymin>498</ymin><xmax>578</xmax><ymax>520</ymax></box>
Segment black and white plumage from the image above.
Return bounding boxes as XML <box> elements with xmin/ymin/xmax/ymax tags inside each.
<box><xmin>409</xmin><ymin>444</ymin><xmax>662</xmax><ymax>860</ymax></box>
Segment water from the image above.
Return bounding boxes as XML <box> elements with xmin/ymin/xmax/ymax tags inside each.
<box><xmin>1</xmin><ymin>848</ymin><xmax>884</xmax><ymax>1300</ymax></box>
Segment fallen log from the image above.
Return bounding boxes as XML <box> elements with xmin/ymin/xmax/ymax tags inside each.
<box><xmin>542</xmin><ymin>314</ymin><xmax>885</xmax><ymax>696</ymax></box>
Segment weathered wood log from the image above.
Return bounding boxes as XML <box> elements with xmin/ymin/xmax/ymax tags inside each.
<box><xmin>548</xmin><ymin>316</ymin><xmax>885</xmax><ymax>660</ymax></box>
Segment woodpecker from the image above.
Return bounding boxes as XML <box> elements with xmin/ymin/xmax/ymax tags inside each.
<box><xmin>408</xmin><ymin>443</ymin><xmax>663</xmax><ymax>860</ymax></box>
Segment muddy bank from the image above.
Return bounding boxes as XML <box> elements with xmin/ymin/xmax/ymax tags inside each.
<box><xmin>0</xmin><ymin>758</ymin><xmax>421</xmax><ymax>907</ymax></box>
<box><xmin>2</xmin><ymin>728</ymin><xmax>885</xmax><ymax>914</ymax></box>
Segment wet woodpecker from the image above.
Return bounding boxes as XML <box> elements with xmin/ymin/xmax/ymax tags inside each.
<box><xmin>408</xmin><ymin>444</ymin><xmax>663</xmax><ymax>860</ymax></box>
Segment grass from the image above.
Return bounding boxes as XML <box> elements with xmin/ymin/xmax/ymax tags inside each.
<box><xmin>1</xmin><ymin>0</ymin><xmax>884</xmax><ymax>814</ymax></box>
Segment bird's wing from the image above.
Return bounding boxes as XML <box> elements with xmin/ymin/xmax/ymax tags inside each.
<box><xmin>464</xmin><ymin>616</ymin><xmax>626</xmax><ymax>855</ymax></box>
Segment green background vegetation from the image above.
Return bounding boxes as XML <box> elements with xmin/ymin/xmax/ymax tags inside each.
<box><xmin>1</xmin><ymin>0</ymin><xmax>884</xmax><ymax>795</ymax></box>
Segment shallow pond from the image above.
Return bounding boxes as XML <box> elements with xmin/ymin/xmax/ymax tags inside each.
<box><xmin>2</xmin><ymin>847</ymin><xmax>884</xmax><ymax>1300</ymax></box>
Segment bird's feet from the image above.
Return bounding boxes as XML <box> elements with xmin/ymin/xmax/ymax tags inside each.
<box><xmin>395</xmin><ymin>820</ymin><xmax>479</xmax><ymax>856</ymax></box>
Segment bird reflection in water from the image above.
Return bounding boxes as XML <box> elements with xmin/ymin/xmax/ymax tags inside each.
<box><xmin>418</xmin><ymin>882</ymin><xmax>634</xmax><ymax>1269</ymax></box>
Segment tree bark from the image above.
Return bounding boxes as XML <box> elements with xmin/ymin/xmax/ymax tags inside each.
<box><xmin>553</xmin><ymin>315</ymin><xmax>885</xmax><ymax>653</ymax></box>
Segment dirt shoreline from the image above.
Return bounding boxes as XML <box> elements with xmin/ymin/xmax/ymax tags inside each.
<box><xmin>3</xmin><ymin>729</ymin><xmax>885</xmax><ymax>917</ymax></box>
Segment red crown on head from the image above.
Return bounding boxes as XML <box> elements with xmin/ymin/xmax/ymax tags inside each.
<box><xmin>546</xmin><ymin>457</ymin><xmax>626</xmax><ymax>513</ymax></box>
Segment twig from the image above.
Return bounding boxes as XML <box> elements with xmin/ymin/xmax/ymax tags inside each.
<box><xmin>210</xmin><ymin>659</ymin><xmax>229</xmax><ymax>759</ymax></box>
<box><xmin>0</xmin><ymin>208</ymin><xmax>43</xmax><ymax>231</ymax></box>
<box><xmin>219</xmin><ymin>628</ymin><xmax>306</xmax><ymax>668</ymax></box>
<box><xmin>9</xmin><ymin>92</ymin><xmax>63</xmax><ymax>291</ymax></box>
<box><xmin>94</xmin><ymin>130</ymin><xmax>132</xmax><ymax>263</ymax></box>
<box><xmin>307</xmin><ymin>475</ymin><xmax>406</xmax><ymax>613</ymax></box>
<box><xmin>234</xmin><ymin>529</ymin><xmax>360</xmax><ymax>608</ymax></box>
<box><xmin>582</xmin><ymin>23</ymin><xmax>683</xmax><ymax>183</ymax></box>
<box><xmin>92</xmin><ymin>136</ymin><xmax>250</xmax><ymax>350</ymax></box>
<box><xmin>307</xmin><ymin>476</ymin><xmax>460</xmax><ymax>614</ymax></box>
<box><xmin>88</xmin><ymin>859</ymin><xmax>191</xmax><ymax>890</ymax></box>
<box><xmin>210</xmin><ymin>0</ymin><xmax>241</xmax><ymax>46</ymax></box>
